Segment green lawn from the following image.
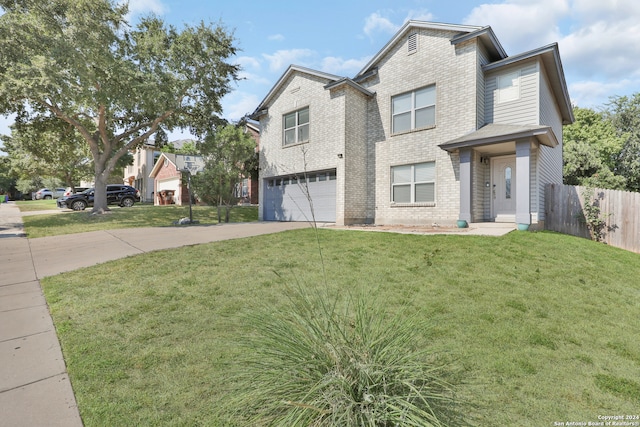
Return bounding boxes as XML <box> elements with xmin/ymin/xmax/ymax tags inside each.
<box><xmin>42</xmin><ymin>229</ymin><xmax>640</xmax><ymax>426</ymax></box>
<box><xmin>17</xmin><ymin>203</ymin><xmax>258</xmax><ymax>238</ymax></box>
<box><xmin>15</xmin><ymin>199</ymin><xmax>59</xmax><ymax>211</ymax></box>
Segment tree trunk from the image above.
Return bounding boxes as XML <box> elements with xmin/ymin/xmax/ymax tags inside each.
<box><xmin>92</xmin><ymin>163</ymin><xmax>110</xmax><ymax>214</ymax></box>
<box><xmin>225</xmin><ymin>206</ymin><xmax>230</xmax><ymax>223</ymax></box>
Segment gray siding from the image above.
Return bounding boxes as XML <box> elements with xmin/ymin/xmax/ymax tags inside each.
<box><xmin>485</xmin><ymin>62</ymin><xmax>539</xmax><ymax>126</ymax></box>
<box><xmin>536</xmin><ymin>66</ymin><xmax>564</xmax><ymax>221</ymax></box>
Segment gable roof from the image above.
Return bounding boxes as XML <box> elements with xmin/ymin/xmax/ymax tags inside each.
<box><xmin>323</xmin><ymin>77</ymin><xmax>375</xmax><ymax>97</ymax></box>
<box><xmin>483</xmin><ymin>43</ymin><xmax>574</xmax><ymax>124</ymax></box>
<box><xmin>355</xmin><ymin>21</ymin><xmax>507</xmax><ymax>79</ymax></box>
<box><xmin>148</xmin><ymin>152</ymin><xmax>177</xmax><ymax>178</ymax></box>
<box><xmin>251</xmin><ymin>65</ymin><xmax>342</xmax><ymax>118</ymax></box>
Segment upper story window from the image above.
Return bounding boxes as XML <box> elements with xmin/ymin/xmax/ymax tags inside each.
<box><xmin>391</xmin><ymin>161</ymin><xmax>435</xmax><ymax>204</ymax></box>
<box><xmin>497</xmin><ymin>71</ymin><xmax>520</xmax><ymax>103</ymax></box>
<box><xmin>283</xmin><ymin>107</ymin><xmax>309</xmax><ymax>146</ymax></box>
<box><xmin>392</xmin><ymin>85</ymin><xmax>436</xmax><ymax>134</ymax></box>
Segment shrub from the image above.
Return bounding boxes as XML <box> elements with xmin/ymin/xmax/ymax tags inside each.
<box><xmin>219</xmin><ymin>285</ymin><xmax>464</xmax><ymax>426</ymax></box>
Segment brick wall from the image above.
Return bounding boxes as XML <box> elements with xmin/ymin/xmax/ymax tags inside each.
<box><xmin>258</xmin><ymin>71</ymin><xmax>360</xmax><ymax>222</ymax></box>
<box><xmin>359</xmin><ymin>30</ymin><xmax>481</xmax><ymax>225</ymax></box>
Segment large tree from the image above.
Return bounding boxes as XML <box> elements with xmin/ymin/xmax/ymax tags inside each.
<box><xmin>0</xmin><ymin>0</ymin><xmax>239</xmax><ymax>213</ymax></box>
<box><xmin>563</xmin><ymin>106</ymin><xmax>627</xmax><ymax>190</ymax></box>
<box><xmin>607</xmin><ymin>94</ymin><xmax>640</xmax><ymax>192</ymax></box>
<box><xmin>2</xmin><ymin>119</ymin><xmax>93</xmax><ymax>188</ymax></box>
<box><xmin>192</xmin><ymin>123</ymin><xmax>256</xmax><ymax>222</ymax></box>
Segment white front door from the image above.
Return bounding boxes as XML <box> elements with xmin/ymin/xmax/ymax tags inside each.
<box><xmin>492</xmin><ymin>156</ymin><xmax>516</xmax><ymax>222</ymax></box>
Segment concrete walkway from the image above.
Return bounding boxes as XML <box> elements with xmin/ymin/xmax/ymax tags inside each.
<box><xmin>0</xmin><ymin>202</ymin><xmax>308</xmax><ymax>426</ymax></box>
<box><xmin>0</xmin><ymin>201</ymin><xmax>515</xmax><ymax>426</ymax></box>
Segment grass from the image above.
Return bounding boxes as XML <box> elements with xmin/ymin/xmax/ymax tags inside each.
<box><xmin>16</xmin><ymin>203</ymin><xmax>258</xmax><ymax>238</ymax></box>
<box><xmin>41</xmin><ymin>229</ymin><xmax>640</xmax><ymax>426</ymax></box>
<box><xmin>15</xmin><ymin>199</ymin><xmax>59</xmax><ymax>211</ymax></box>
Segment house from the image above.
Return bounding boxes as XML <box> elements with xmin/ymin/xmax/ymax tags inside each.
<box><xmin>148</xmin><ymin>153</ymin><xmax>204</xmax><ymax>206</ymax></box>
<box><xmin>123</xmin><ymin>142</ymin><xmax>162</xmax><ymax>203</ymax></box>
<box><xmin>252</xmin><ymin>21</ymin><xmax>574</xmax><ymax>228</ymax></box>
<box><xmin>123</xmin><ymin>139</ymin><xmax>197</xmax><ymax>203</ymax></box>
<box><xmin>237</xmin><ymin>120</ymin><xmax>260</xmax><ymax>205</ymax></box>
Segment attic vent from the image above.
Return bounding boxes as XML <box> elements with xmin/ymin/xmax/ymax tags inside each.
<box><xmin>408</xmin><ymin>33</ymin><xmax>417</xmax><ymax>54</ymax></box>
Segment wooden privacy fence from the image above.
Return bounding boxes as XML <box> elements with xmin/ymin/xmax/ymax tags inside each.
<box><xmin>545</xmin><ymin>183</ymin><xmax>640</xmax><ymax>254</ymax></box>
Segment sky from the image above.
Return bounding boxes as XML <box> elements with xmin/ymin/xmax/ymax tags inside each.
<box><xmin>1</xmin><ymin>0</ymin><xmax>640</xmax><ymax>143</ymax></box>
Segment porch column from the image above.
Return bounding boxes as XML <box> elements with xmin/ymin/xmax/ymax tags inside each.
<box><xmin>458</xmin><ymin>148</ymin><xmax>472</xmax><ymax>223</ymax></box>
<box><xmin>515</xmin><ymin>139</ymin><xmax>531</xmax><ymax>225</ymax></box>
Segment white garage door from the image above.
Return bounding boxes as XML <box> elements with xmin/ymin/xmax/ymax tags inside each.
<box><xmin>264</xmin><ymin>170</ymin><xmax>336</xmax><ymax>222</ymax></box>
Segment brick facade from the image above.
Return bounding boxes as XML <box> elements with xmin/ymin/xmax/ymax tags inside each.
<box><xmin>254</xmin><ymin>21</ymin><xmax>573</xmax><ymax>226</ymax></box>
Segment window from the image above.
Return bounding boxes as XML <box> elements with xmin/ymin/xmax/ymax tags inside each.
<box><xmin>283</xmin><ymin>107</ymin><xmax>309</xmax><ymax>145</ymax></box>
<box><xmin>391</xmin><ymin>162</ymin><xmax>435</xmax><ymax>203</ymax></box>
<box><xmin>392</xmin><ymin>85</ymin><xmax>436</xmax><ymax>134</ymax></box>
<box><xmin>497</xmin><ymin>71</ymin><xmax>520</xmax><ymax>103</ymax></box>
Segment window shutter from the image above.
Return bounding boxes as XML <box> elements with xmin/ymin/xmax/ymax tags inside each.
<box><xmin>408</xmin><ymin>33</ymin><xmax>417</xmax><ymax>53</ymax></box>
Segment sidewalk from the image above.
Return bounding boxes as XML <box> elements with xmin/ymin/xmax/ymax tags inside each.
<box><xmin>0</xmin><ymin>202</ymin><xmax>82</xmax><ymax>426</ymax></box>
<box><xmin>0</xmin><ymin>202</ymin><xmax>308</xmax><ymax>426</ymax></box>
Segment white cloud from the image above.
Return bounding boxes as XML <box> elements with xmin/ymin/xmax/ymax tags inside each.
<box><xmin>463</xmin><ymin>0</ymin><xmax>569</xmax><ymax>53</ymax></box>
<box><xmin>570</xmin><ymin>0</ymin><xmax>640</xmax><ymax>23</ymax></box>
<box><xmin>238</xmin><ymin>71</ymin><xmax>271</xmax><ymax>86</ymax></box>
<box><xmin>321</xmin><ymin>56</ymin><xmax>372</xmax><ymax>76</ymax></box>
<box><xmin>557</xmin><ymin>0</ymin><xmax>640</xmax><ymax>82</ymax></box>
<box><xmin>405</xmin><ymin>9</ymin><xmax>434</xmax><ymax>23</ymax></box>
<box><xmin>568</xmin><ymin>78</ymin><xmax>638</xmax><ymax>108</ymax></box>
<box><xmin>262</xmin><ymin>49</ymin><xmax>315</xmax><ymax>73</ymax></box>
<box><xmin>223</xmin><ymin>92</ymin><xmax>261</xmax><ymax>122</ymax></box>
<box><xmin>560</xmin><ymin>20</ymin><xmax>640</xmax><ymax>80</ymax></box>
<box><xmin>235</xmin><ymin>56</ymin><xmax>261</xmax><ymax>71</ymax></box>
<box><xmin>268</xmin><ymin>34</ymin><xmax>285</xmax><ymax>42</ymax></box>
<box><xmin>363</xmin><ymin>12</ymin><xmax>399</xmax><ymax>38</ymax></box>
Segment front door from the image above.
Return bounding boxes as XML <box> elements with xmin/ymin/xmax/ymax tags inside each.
<box><xmin>492</xmin><ymin>156</ymin><xmax>516</xmax><ymax>222</ymax></box>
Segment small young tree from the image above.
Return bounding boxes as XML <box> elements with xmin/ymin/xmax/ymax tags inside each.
<box><xmin>0</xmin><ymin>0</ymin><xmax>239</xmax><ymax>213</ymax></box>
<box><xmin>192</xmin><ymin>124</ymin><xmax>256</xmax><ymax>222</ymax></box>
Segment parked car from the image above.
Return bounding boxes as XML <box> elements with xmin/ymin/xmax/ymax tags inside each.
<box><xmin>57</xmin><ymin>185</ymin><xmax>141</xmax><ymax>211</ymax></box>
<box><xmin>33</xmin><ymin>188</ymin><xmax>66</xmax><ymax>200</ymax></box>
<box><xmin>63</xmin><ymin>186</ymin><xmax>89</xmax><ymax>197</ymax></box>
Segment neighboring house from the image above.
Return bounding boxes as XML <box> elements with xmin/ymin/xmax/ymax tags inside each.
<box><xmin>252</xmin><ymin>21</ymin><xmax>574</xmax><ymax>228</ymax></box>
<box><xmin>124</xmin><ymin>139</ymin><xmax>196</xmax><ymax>203</ymax></box>
<box><xmin>124</xmin><ymin>142</ymin><xmax>161</xmax><ymax>203</ymax></box>
<box><xmin>149</xmin><ymin>153</ymin><xmax>203</xmax><ymax>206</ymax></box>
<box><xmin>237</xmin><ymin>120</ymin><xmax>260</xmax><ymax>205</ymax></box>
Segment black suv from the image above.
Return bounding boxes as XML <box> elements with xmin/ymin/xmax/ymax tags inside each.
<box><xmin>57</xmin><ymin>185</ymin><xmax>141</xmax><ymax>211</ymax></box>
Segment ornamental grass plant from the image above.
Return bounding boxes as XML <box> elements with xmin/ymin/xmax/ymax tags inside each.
<box><xmin>219</xmin><ymin>282</ymin><xmax>466</xmax><ymax>427</ymax></box>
